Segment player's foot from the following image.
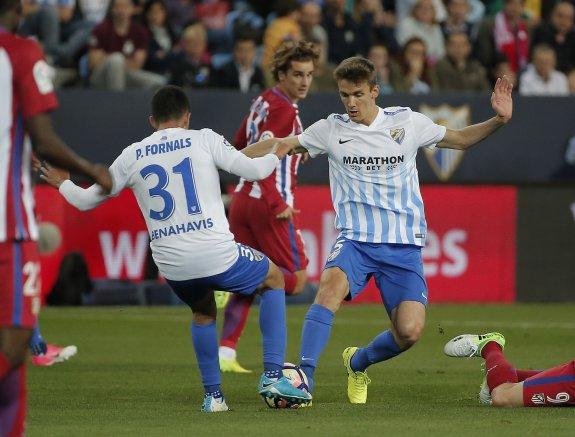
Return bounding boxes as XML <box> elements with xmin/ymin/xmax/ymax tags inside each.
<box><xmin>31</xmin><ymin>344</ymin><xmax>78</xmax><ymax>367</ymax></box>
<box><xmin>342</xmin><ymin>347</ymin><xmax>371</xmax><ymax>404</ymax></box>
<box><xmin>478</xmin><ymin>376</ymin><xmax>492</xmax><ymax>405</ymax></box>
<box><xmin>443</xmin><ymin>333</ymin><xmax>505</xmax><ymax>358</ymax></box>
<box><xmin>219</xmin><ymin>357</ymin><xmax>252</xmax><ymax>373</ymax></box>
<box><xmin>214</xmin><ymin>290</ymin><xmax>230</xmax><ymax>309</ymax></box>
<box><xmin>258</xmin><ymin>374</ymin><xmax>312</xmax><ymax>405</ymax></box>
<box><xmin>201</xmin><ymin>394</ymin><xmax>229</xmax><ymax>413</ymax></box>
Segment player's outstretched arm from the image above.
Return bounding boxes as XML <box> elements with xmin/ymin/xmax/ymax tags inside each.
<box><xmin>26</xmin><ymin>113</ymin><xmax>113</xmax><ymax>193</ymax></box>
<box><xmin>440</xmin><ymin>76</ymin><xmax>513</xmax><ymax>151</ymax></box>
<box><xmin>37</xmin><ymin>160</ymin><xmax>109</xmax><ymax>211</ymax></box>
<box><xmin>241</xmin><ymin>136</ymin><xmax>301</xmax><ymax>158</ymax></box>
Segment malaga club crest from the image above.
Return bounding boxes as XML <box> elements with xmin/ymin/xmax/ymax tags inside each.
<box><xmin>419</xmin><ymin>104</ymin><xmax>471</xmax><ymax>181</ymax></box>
<box><xmin>390</xmin><ymin>128</ymin><xmax>405</xmax><ymax>145</ymax></box>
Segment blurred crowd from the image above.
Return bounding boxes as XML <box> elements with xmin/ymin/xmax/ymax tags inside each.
<box><xmin>18</xmin><ymin>0</ymin><xmax>575</xmax><ymax>95</ymax></box>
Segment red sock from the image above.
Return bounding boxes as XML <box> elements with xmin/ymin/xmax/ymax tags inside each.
<box><xmin>516</xmin><ymin>369</ymin><xmax>542</xmax><ymax>382</ymax></box>
<box><xmin>481</xmin><ymin>342</ymin><xmax>518</xmax><ymax>391</ymax></box>
<box><xmin>281</xmin><ymin>268</ymin><xmax>298</xmax><ymax>295</ymax></box>
<box><xmin>220</xmin><ymin>294</ymin><xmax>254</xmax><ymax>349</ymax></box>
<box><xmin>0</xmin><ymin>366</ymin><xmax>26</xmax><ymax>437</ymax></box>
<box><xmin>0</xmin><ymin>351</ymin><xmax>12</xmax><ymax>380</ymax></box>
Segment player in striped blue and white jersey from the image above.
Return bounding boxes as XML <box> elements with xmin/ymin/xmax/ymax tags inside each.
<box><xmin>256</xmin><ymin>56</ymin><xmax>514</xmax><ymax>404</ymax></box>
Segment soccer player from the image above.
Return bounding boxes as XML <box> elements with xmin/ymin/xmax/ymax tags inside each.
<box><xmin>39</xmin><ymin>85</ymin><xmax>312</xmax><ymax>412</ymax></box>
<box><xmin>218</xmin><ymin>40</ymin><xmax>318</xmax><ymax>373</ymax></box>
<box><xmin>444</xmin><ymin>332</ymin><xmax>575</xmax><ymax>407</ymax></box>
<box><xmin>1</xmin><ymin>1</ymin><xmax>112</xmax><ymax>434</ymax></box>
<box><xmin>246</xmin><ymin>56</ymin><xmax>513</xmax><ymax>404</ymax></box>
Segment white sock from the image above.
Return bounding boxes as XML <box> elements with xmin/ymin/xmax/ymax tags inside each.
<box><xmin>219</xmin><ymin>346</ymin><xmax>237</xmax><ymax>360</ymax></box>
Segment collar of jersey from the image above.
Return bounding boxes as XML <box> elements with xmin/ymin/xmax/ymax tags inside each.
<box><xmin>347</xmin><ymin>107</ymin><xmax>385</xmax><ymax>131</ymax></box>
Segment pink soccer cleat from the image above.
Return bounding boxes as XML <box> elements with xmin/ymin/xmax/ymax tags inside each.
<box><xmin>31</xmin><ymin>344</ymin><xmax>78</xmax><ymax>366</ymax></box>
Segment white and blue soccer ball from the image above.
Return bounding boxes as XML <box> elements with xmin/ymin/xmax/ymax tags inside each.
<box><xmin>264</xmin><ymin>362</ymin><xmax>309</xmax><ymax>409</ymax></box>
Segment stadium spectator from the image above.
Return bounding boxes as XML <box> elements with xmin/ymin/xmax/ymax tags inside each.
<box><xmin>164</xmin><ymin>0</ymin><xmax>194</xmax><ymax>35</ymax></box>
<box><xmin>441</xmin><ymin>0</ymin><xmax>474</xmax><ymax>41</ymax></box>
<box><xmin>434</xmin><ymin>32</ymin><xmax>490</xmax><ymax>91</ymax></box>
<box><xmin>299</xmin><ymin>1</ymin><xmax>329</xmax><ymax>55</ymax></box>
<box><xmin>323</xmin><ymin>0</ymin><xmax>361</xmax><ymax>64</ymax></box>
<box><xmin>88</xmin><ymin>0</ymin><xmax>165</xmax><ymax>90</ymax></box>
<box><xmin>308</xmin><ymin>37</ymin><xmax>338</xmax><ymax>92</ymax></box>
<box><xmin>262</xmin><ymin>0</ymin><xmax>302</xmax><ymax>69</ymax></box>
<box><xmin>212</xmin><ymin>32</ymin><xmax>265</xmax><ymax>92</ymax></box>
<box><xmin>353</xmin><ymin>0</ymin><xmax>398</xmax><ymax>55</ymax></box>
<box><xmin>76</xmin><ymin>0</ymin><xmax>111</xmax><ymax>24</ymax></box>
<box><xmin>531</xmin><ymin>1</ymin><xmax>575</xmax><ymax>73</ymax></box>
<box><xmin>194</xmin><ymin>0</ymin><xmax>231</xmax><ymax>53</ymax></box>
<box><xmin>490</xmin><ymin>52</ymin><xmax>517</xmax><ymax>86</ymax></box>
<box><xmin>519</xmin><ymin>44</ymin><xmax>569</xmax><ymax>95</ymax></box>
<box><xmin>390</xmin><ymin>37</ymin><xmax>436</xmax><ymax>93</ymax></box>
<box><xmin>396</xmin><ymin>0</ymin><xmax>446</xmax><ymax>63</ymax></box>
<box><xmin>169</xmin><ymin>22</ymin><xmax>212</xmax><ymax>88</ymax></box>
<box><xmin>476</xmin><ymin>0</ymin><xmax>530</xmax><ymax>74</ymax></box>
<box><xmin>19</xmin><ymin>0</ymin><xmax>95</xmax><ymax>67</ymax></box>
<box><xmin>367</xmin><ymin>43</ymin><xmax>393</xmax><ymax>94</ymax></box>
<box><xmin>142</xmin><ymin>0</ymin><xmax>176</xmax><ymax>74</ymax></box>
<box><xmin>396</xmin><ymin>0</ymin><xmax>447</xmax><ymax>23</ymax></box>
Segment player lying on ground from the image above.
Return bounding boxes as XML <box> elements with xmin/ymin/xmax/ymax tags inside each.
<box><xmin>245</xmin><ymin>56</ymin><xmax>513</xmax><ymax>404</ymax></box>
<box><xmin>38</xmin><ymin>85</ymin><xmax>311</xmax><ymax>412</ymax></box>
<box><xmin>219</xmin><ymin>41</ymin><xmax>317</xmax><ymax>374</ymax></box>
<box><xmin>444</xmin><ymin>332</ymin><xmax>575</xmax><ymax>407</ymax></box>
<box><xmin>1</xmin><ymin>0</ymin><xmax>112</xmax><ymax>434</ymax></box>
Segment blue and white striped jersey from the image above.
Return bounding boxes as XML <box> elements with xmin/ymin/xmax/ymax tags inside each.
<box><xmin>297</xmin><ymin>106</ymin><xmax>446</xmax><ymax>246</ymax></box>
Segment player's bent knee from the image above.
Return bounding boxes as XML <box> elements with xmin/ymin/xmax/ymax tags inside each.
<box><xmin>263</xmin><ymin>262</ymin><xmax>285</xmax><ymax>290</ymax></box>
<box><xmin>491</xmin><ymin>387</ymin><xmax>514</xmax><ymax>408</ymax></box>
<box><xmin>395</xmin><ymin>323</ymin><xmax>424</xmax><ymax>348</ymax></box>
<box><xmin>291</xmin><ymin>271</ymin><xmax>308</xmax><ymax>295</ymax></box>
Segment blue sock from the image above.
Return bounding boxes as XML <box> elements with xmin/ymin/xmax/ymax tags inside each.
<box><xmin>190</xmin><ymin>322</ymin><xmax>221</xmax><ymax>394</ymax></box>
<box><xmin>29</xmin><ymin>324</ymin><xmax>47</xmax><ymax>356</ymax></box>
<box><xmin>350</xmin><ymin>330</ymin><xmax>402</xmax><ymax>372</ymax></box>
<box><xmin>299</xmin><ymin>304</ymin><xmax>334</xmax><ymax>387</ymax></box>
<box><xmin>259</xmin><ymin>289</ymin><xmax>286</xmax><ymax>374</ymax></box>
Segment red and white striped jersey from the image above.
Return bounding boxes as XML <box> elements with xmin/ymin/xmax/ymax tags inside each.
<box><xmin>233</xmin><ymin>87</ymin><xmax>302</xmax><ymax>215</ymax></box>
<box><xmin>0</xmin><ymin>31</ymin><xmax>57</xmax><ymax>242</ymax></box>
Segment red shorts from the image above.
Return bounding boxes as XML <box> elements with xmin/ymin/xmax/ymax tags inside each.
<box><xmin>523</xmin><ymin>360</ymin><xmax>575</xmax><ymax>406</ymax></box>
<box><xmin>228</xmin><ymin>193</ymin><xmax>308</xmax><ymax>272</ymax></box>
<box><xmin>0</xmin><ymin>241</ymin><xmax>41</xmax><ymax>329</ymax></box>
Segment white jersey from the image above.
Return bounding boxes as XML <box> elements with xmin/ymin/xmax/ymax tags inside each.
<box><xmin>98</xmin><ymin>127</ymin><xmax>277</xmax><ymax>280</ymax></box>
<box><xmin>297</xmin><ymin>106</ymin><xmax>446</xmax><ymax>246</ymax></box>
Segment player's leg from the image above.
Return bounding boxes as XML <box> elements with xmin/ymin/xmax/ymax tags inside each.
<box><xmin>218</xmin><ymin>197</ymin><xmax>259</xmax><ymax>372</ymax></box>
<box><xmin>0</xmin><ymin>241</ymin><xmax>41</xmax><ymax>434</ymax></box>
<box><xmin>520</xmin><ymin>360</ymin><xmax>575</xmax><ymax>407</ymax></box>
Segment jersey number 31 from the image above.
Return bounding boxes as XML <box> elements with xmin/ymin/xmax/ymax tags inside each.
<box><xmin>140</xmin><ymin>157</ymin><xmax>201</xmax><ymax>221</ymax></box>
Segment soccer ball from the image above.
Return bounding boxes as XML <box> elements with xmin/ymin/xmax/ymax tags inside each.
<box><xmin>263</xmin><ymin>362</ymin><xmax>309</xmax><ymax>409</ymax></box>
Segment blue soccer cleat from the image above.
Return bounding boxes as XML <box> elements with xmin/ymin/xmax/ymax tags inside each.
<box><xmin>201</xmin><ymin>394</ymin><xmax>229</xmax><ymax>413</ymax></box>
<box><xmin>258</xmin><ymin>374</ymin><xmax>312</xmax><ymax>405</ymax></box>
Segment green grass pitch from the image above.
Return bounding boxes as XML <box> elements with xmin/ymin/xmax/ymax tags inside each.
<box><xmin>29</xmin><ymin>304</ymin><xmax>575</xmax><ymax>436</ymax></box>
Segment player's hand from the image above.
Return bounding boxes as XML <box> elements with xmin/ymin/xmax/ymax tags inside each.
<box><xmin>276</xmin><ymin>206</ymin><xmax>300</xmax><ymax>221</ymax></box>
<box><xmin>38</xmin><ymin>162</ymin><xmax>70</xmax><ymax>188</ymax></box>
<box><xmin>91</xmin><ymin>164</ymin><xmax>113</xmax><ymax>194</ymax></box>
<box><xmin>491</xmin><ymin>75</ymin><xmax>513</xmax><ymax>123</ymax></box>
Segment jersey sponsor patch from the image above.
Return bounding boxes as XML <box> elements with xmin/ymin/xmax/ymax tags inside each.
<box><xmin>32</xmin><ymin>60</ymin><xmax>54</xmax><ymax>95</ymax></box>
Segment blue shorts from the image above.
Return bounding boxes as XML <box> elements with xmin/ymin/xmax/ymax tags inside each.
<box><xmin>324</xmin><ymin>237</ymin><xmax>428</xmax><ymax>316</ymax></box>
<box><xmin>167</xmin><ymin>244</ymin><xmax>269</xmax><ymax>308</ymax></box>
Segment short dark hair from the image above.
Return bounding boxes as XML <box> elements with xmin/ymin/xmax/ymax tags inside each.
<box><xmin>333</xmin><ymin>56</ymin><xmax>377</xmax><ymax>87</ymax></box>
<box><xmin>0</xmin><ymin>0</ymin><xmax>19</xmax><ymax>15</ymax></box>
<box><xmin>270</xmin><ymin>40</ymin><xmax>319</xmax><ymax>82</ymax></box>
<box><xmin>151</xmin><ymin>86</ymin><xmax>190</xmax><ymax>123</ymax></box>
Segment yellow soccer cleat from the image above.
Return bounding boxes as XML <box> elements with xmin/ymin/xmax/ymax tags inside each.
<box><xmin>219</xmin><ymin>357</ymin><xmax>252</xmax><ymax>373</ymax></box>
<box><xmin>342</xmin><ymin>347</ymin><xmax>371</xmax><ymax>404</ymax></box>
<box><xmin>214</xmin><ymin>290</ymin><xmax>230</xmax><ymax>309</ymax></box>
